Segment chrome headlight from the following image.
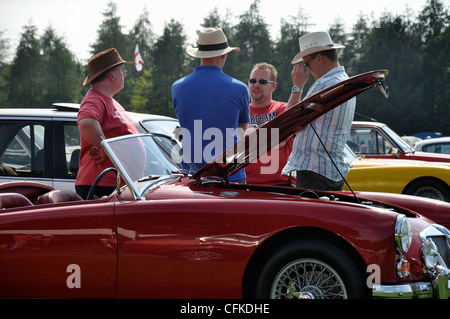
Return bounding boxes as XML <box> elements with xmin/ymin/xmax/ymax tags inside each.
<box><xmin>394</xmin><ymin>215</ymin><xmax>412</xmax><ymax>253</ymax></box>
<box><xmin>421</xmin><ymin>239</ymin><xmax>439</xmax><ymax>269</ymax></box>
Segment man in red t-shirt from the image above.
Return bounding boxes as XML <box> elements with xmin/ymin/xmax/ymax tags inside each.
<box><xmin>76</xmin><ymin>48</ymin><xmax>139</xmax><ymax>199</ymax></box>
<box><xmin>246</xmin><ymin>63</ymin><xmax>302</xmax><ymax>186</ymax></box>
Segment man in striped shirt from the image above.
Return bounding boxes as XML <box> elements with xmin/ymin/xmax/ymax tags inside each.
<box><xmin>282</xmin><ymin>31</ymin><xmax>356</xmax><ymax>191</ymax></box>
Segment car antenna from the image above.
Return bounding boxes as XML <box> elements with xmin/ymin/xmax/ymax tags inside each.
<box><xmin>355</xmin><ymin>112</ymin><xmax>377</xmax><ymax>122</ymax></box>
<box><xmin>303</xmin><ymin>108</ymin><xmax>361</xmax><ymax>204</ymax></box>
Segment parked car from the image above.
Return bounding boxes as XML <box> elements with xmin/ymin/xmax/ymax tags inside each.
<box><xmin>401</xmin><ymin>135</ymin><xmax>422</xmax><ymax>147</ymax></box>
<box><xmin>348</xmin><ymin>121</ymin><xmax>450</xmax><ymax>163</ymax></box>
<box><xmin>0</xmin><ymin>70</ymin><xmax>449</xmax><ymax>299</ymax></box>
<box><xmin>343</xmin><ymin>146</ymin><xmax>450</xmax><ymax>202</ymax></box>
<box><xmin>0</xmin><ymin>104</ymin><xmax>179</xmax><ymax>191</ymax></box>
<box><xmin>415</xmin><ymin>137</ymin><xmax>450</xmax><ymax>155</ymax></box>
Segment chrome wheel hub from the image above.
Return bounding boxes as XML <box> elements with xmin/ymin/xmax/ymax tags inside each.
<box><xmin>270</xmin><ymin>258</ymin><xmax>348</xmax><ymax>299</ymax></box>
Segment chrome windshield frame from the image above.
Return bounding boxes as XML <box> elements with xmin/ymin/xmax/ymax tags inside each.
<box><xmin>101</xmin><ymin>133</ymin><xmax>187</xmax><ymax>201</ymax></box>
<box><xmin>101</xmin><ymin>134</ymin><xmax>144</xmax><ymax>200</ymax></box>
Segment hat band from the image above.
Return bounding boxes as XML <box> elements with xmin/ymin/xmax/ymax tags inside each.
<box><xmin>197</xmin><ymin>42</ymin><xmax>228</xmax><ymax>51</ymax></box>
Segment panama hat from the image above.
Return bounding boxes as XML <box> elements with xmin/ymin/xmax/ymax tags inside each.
<box><xmin>186</xmin><ymin>28</ymin><xmax>240</xmax><ymax>58</ymax></box>
<box><xmin>83</xmin><ymin>48</ymin><xmax>132</xmax><ymax>86</ymax></box>
<box><xmin>291</xmin><ymin>31</ymin><xmax>345</xmax><ymax>64</ymax></box>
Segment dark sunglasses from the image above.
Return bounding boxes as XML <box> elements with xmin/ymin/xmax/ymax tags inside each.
<box><xmin>249</xmin><ymin>78</ymin><xmax>275</xmax><ymax>85</ymax></box>
<box><xmin>303</xmin><ymin>53</ymin><xmax>318</xmax><ymax>68</ymax></box>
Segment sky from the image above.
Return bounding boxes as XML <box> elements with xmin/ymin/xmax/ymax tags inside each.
<box><xmin>0</xmin><ymin>0</ymin><xmax>436</xmax><ymax>62</ymax></box>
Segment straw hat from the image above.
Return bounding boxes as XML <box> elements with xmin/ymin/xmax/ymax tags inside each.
<box><xmin>83</xmin><ymin>48</ymin><xmax>132</xmax><ymax>86</ymax></box>
<box><xmin>291</xmin><ymin>31</ymin><xmax>345</xmax><ymax>64</ymax></box>
<box><xmin>186</xmin><ymin>28</ymin><xmax>239</xmax><ymax>58</ymax></box>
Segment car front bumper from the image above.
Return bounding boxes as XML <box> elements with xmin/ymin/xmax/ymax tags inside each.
<box><xmin>373</xmin><ymin>267</ymin><xmax>449</xmax><ymax>299</ymax></box>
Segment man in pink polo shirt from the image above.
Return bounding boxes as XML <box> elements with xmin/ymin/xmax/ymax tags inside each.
<box><xmin>76</xmin><ymin>48</ymin><xmax>138</xmax><ymax>199</ymax></box>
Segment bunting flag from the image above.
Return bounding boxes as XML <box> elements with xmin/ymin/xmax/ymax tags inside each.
<box><xmin>134</xmin><ymin>44</ymin><xmax>144</xmax><ymax>72</ymax></box>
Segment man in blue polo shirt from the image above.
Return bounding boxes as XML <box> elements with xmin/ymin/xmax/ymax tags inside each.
<box><xmin>172</xmin><ymin>28</ymin><xmax>250</xmax><ymax>182</ymax></box>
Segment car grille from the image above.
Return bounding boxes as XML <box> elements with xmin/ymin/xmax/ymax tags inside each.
<box><xmin>430</xmin><ymin>236</ymin><xmax>450</xmax><ymax>268</ymax></box>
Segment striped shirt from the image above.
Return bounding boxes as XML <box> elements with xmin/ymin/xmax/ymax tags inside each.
<box><xmin>282</xmin><ymin>66</ymin><xmax>356</xmax><ymax>181</ymax></box>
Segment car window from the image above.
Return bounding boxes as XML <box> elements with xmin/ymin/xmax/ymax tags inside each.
<box><xmin>64</xmin><ymin>123</ymin><xmax>81</xmax><ymax>179</ymax></box>
<box><xmin>0</xmin><ymin>121</ymin><xmax>46</xmax><ymax>177</ymax></box>
<box><xmin>422</xmin><ymin>144</ymin><xmax>437</xmax><ymax>153</ymax></box>
<box><xmin>348</xmin><ymin>128</ymin><xmax>393</xmax><ymax>155</ymax></box>
<box><xmin>422</xmin><ymin>143</ymin><xmax>450</xmax><ymax>154</ymax></box>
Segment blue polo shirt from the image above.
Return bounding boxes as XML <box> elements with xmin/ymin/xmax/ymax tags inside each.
<box><xmin>172</xmin><ymin>65</ymin><xmax>250</xmax><ymax>181</ymax></box>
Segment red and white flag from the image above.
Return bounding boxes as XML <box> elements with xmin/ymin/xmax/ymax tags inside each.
<box><xmin>134</xmin><ymin>44</ymin><xmax>144</xmax><ymax>72</ymax></box>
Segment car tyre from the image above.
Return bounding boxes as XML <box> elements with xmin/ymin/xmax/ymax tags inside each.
<box><xmin>253</xmin><ymin>239</ymin><xmax>369</xmax><ymax>299</ymax></box>
<box><xmin>404</xmin><ymin>178</ymin><xmax>450</xmax><ymax>202</ymax></box>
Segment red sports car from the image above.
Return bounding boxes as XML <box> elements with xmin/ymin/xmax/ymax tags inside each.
<box><xmin>349</xmin><ymin>121</ymin><xmax>450</xmax><ymax>163</ymax></box>
<box><xmin>0</xmin><ymin>71</ymin><xmax>449</xmax><ymax>299</ymax></box>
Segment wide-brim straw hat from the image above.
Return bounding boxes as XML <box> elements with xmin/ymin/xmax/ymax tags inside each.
<box><xmin>291</xmin><ymin>31</ymin><xmax>345</xmax><ymax>64</ymax></box>
<box><xmin>83</xmin><ymin>48</ymin><xmax>132</xmax><ymax>86</ymax></box>
<box><xmin>186</xmin><ymin>28</ymin><xmax>240</xmax><ymax>58</ymax></box>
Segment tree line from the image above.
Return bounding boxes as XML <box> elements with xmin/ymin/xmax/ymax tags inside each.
<box><xmin>0</xmin><ymin>0</ymin><xmax>449</xmax><ymax>136</ymax></box>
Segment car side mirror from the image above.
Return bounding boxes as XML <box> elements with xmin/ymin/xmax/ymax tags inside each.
<box><xmin>391</xmin><ymin>148</ymin><xmax>399</xmax><ymax>158</ymax></box>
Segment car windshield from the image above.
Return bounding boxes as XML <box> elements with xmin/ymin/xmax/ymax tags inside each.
<box><xmin>383</xmin><ymin>125</ymin><xmax>414</xmax><ymax>153</ymax></box>
<box><xmin>102</xmin><ymin>133</ymin><xmax>195</xmax><ymax>199</ymax></box>
<box><xmin>344</xmin><ymin>145</ymin><xmax>358</xmax><ymax>166</ymax></box>
<box><xmin>141</xmin><ymin>119</ymin><xmax>179</xmax><ymax>138</ymax></box>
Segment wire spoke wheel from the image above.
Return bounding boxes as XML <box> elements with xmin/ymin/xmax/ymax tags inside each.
<box><xmin>251</xmin><ymin>239</ymin><xmax>369</xmax><ymax>299</ymax></box>
<box><xmin>405</xmin><ymin>178</ymin><xmax>450</xmax><ymax>202</ymax></box>
<box><xmin>413</xmin><ymin>186</ymin><xmax>444</xmax><ymax>200</ymax></box>
<box><xmin>271</xmin><ymin>258</ymin><xmax>347</xmax><ymax>299</ymax></box>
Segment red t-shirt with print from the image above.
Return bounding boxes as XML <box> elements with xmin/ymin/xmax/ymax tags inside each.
<box><xmin>76</xmin><ymin>89</ymin><xmax>139</xmax><ymax>186</ymax></box>
<box><xmin>246</xmin><ymin>100</ymin><xmax>296</xmax><ymax>186</ymax></box>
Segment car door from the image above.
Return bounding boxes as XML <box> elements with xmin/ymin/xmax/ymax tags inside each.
<box><xmin>0</xmin><ymin>202</ymin><xmax>117</xmax><ymax>298</ymax></box>
<box><xmin>0</xmin><ymin>120</ymin><xmax>51</xmax><ymax>186</ymax></box>
<box><xmin>0</xmin><ymin>118</ymin><xmax>79</xmax><ymax>191</ymax></box>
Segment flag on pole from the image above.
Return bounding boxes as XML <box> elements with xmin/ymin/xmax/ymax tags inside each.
<box><xmin>134</xmin><ymin>44</ymin><xmax>144</xmax><ymax>72</ymax></box>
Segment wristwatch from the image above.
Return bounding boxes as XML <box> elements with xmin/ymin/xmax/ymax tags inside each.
<box><xmin>291</xmin><ymin>85</ymin><xmax>302</xmax><ymax>93</ymax></box>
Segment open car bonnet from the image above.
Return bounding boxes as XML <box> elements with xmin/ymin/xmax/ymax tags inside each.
<box><xmin>192</xmin><ymin>70</ymin><xmax>389</xmax><ymax>181</ymax></box>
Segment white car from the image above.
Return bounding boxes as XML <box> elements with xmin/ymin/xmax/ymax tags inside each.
<box><xmin>0</xmin><ymin>103</ymin><xmax>178</xmax><ymax>191</ymax></box>
<box><xmin>414</xmin><ymin>137</ymin><xmax>450</xmax><ymax>154</ymax></box>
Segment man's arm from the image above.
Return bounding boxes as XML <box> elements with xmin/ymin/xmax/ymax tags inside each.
<box><xmin>238</xmin><ymin>122</ymin><xmax>248</xmax><ymax>140</ymax></box>
<box><xmin>78</xmin><ymin>118</ymin><xmax>108</xmax><ymax>164</ymax></box>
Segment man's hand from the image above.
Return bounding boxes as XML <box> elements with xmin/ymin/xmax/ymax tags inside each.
<box><xmin>78</xmin><ymin>118</ymin><xmax>107</xmax><ymax>164</ymax></box>
<box><xmin>286</xmin><ymin>63</ymin><xmax>309</xmax><ymax>110</ymax></box>
<box><xmin>88</xmin><ymin>145</ymin><xmax>108</xmax><ymax>164</ymax></box>
<box><xmin>292</xmin><ymin>62</ymin><xmax>309</xmax><ymax>88</ymax></box>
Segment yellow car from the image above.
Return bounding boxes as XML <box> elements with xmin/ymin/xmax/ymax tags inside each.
<box><xmin>343</xmin><ymin>146</ymin><xmax>450</xmax><ymax>202</ymax></box>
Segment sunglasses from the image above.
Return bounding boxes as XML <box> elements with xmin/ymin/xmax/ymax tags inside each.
<box><xmin>303</xmin><ymin>54</ymin><xmax>318</xmax><ymax>68</ymax></box>
<box><xmin>249</xmin><ymin>78</ymin><xmax>275</xmax><ymax>85</ymax></box>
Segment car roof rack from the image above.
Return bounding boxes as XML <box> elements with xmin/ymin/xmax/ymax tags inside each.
<box><xmin>52</xmin><ymin>103</ymin><xmax>80</xmax><ymax>112</ymax></box>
